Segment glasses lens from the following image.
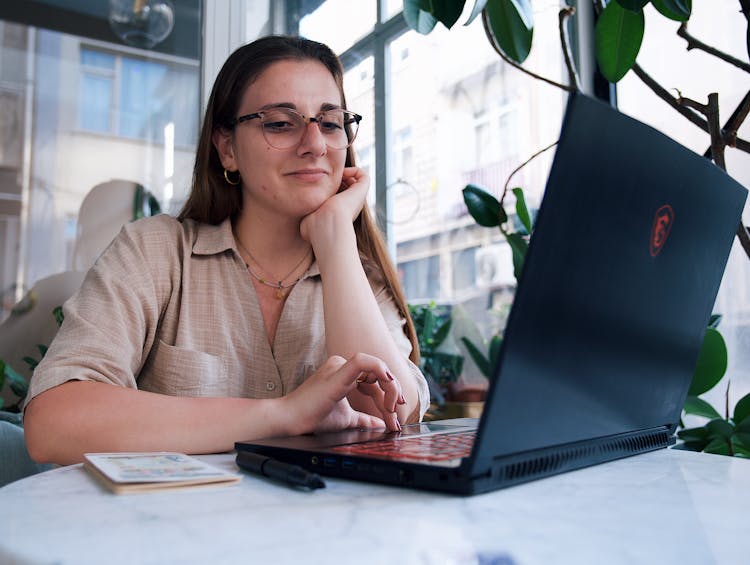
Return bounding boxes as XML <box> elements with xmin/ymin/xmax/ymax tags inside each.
<box><xmin>259</xmin><ymin>108</ymin><xmax>305</xmax><ymax>149</ymax></box>
<box><xmin>258</xmin><ymin>108</ymin><xmax>360</xmax><ymax>149</ymax></box>
<box><xmin>319</xmin><ymin>110</ymin><xmax>359</xmax><ymax>149</ymax></box>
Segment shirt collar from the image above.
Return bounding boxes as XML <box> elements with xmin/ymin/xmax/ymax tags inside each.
<box><xmin>191</xmin><ymin>218</ymin><xmax>322</xmax><ymax>278</ymax></box>
<box><xmin>192</xmin><ymin>218</ymin><xmax>236</xmax><ymax>256</ymax></box>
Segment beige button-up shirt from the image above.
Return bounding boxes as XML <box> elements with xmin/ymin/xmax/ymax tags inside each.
<box><xmin>27</xmin><ymin>215</ymin><xmax>429</xmax><ymax>418</ymax></box>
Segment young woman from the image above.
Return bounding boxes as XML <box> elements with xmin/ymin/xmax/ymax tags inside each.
<box><xmin>24</xmin><ymin>36</ymin><xmax>429</xmax><ymax>465</ymax></box>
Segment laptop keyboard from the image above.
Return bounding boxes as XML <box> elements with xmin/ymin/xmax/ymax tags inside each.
<box><xmin>330</xmin><ymin>430</ymin><xmax>476</xmax><ymax>462</ymax></box>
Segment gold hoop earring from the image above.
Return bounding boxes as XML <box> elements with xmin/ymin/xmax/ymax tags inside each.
<box><xmin>224</xmin><ymin>168</ymin><xmax>241</xmax><ymax>186</ymax></box>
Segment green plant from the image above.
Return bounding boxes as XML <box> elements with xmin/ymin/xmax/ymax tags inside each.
<box><xmin>403</xmin><ymin>0</ymin><xmax>750</xmax><ymax>258</ymax></box>
<box><xmin>409</xmin><ymin>302</ymin><xmax>465</xmax><ymax>404</ymax></box>
<box><xmin>676</xmin><ymin>315</ymin><xmax>750</xmax><ymax>457</ymax></box>
<box><xmin>0</xmin><ymin>305</ymin><xmax>64</xmax><ymax>412</ymax></box>
<box><xmin>0</xmin><ymin>361</ymin><xmax>27</xmax><ymax>412</ymax></box>
<box><xmin>459</xmin><ymin>185</ymin><xmax>535</xmax><ymax>374</ymax></box>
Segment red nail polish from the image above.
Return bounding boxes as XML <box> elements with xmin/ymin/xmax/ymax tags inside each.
<box><xmin>398</xmin><ymin>394</ymin><xmax>406</xmax><ymax>405</ymax></box>
<box><xmin>386</xmin><ymin>370</ymin><xmax>394</xmax><ymax>381</ymax></box>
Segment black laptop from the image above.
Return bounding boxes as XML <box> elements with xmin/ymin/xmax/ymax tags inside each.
<box><xmin>235</xmin><ymin>93</ymin><xmax>748</xmax><ymax>495</ymax></box>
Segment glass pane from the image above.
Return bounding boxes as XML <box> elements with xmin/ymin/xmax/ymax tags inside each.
<box><xmin>79</xmin><ymin>73</ymin><xmax>114</xmax><ymax>132</ymax></box>
<box><xmin>344</xmin><ymin>56</ymin><xmax>376</xmax><ymax>211</ymax></box>
<box><xmin>617</xmin><ymin>3</ymin><xmax>750</xmax><ymax>410</ymax></box>
<box><xmin>388</xmin><ymin>3</ymin><xmax>567</xmax><ymax>358</ymax></box>
<box><xmin>384</xmin><ymin>0</ymin><xmax>404</xmax><ymax>20</ymax></box>
<box><xmin>0</xmin><ymin>22</ymin><xmax>200</xmax><ymax>321</ymax></box>
<box><xmin>299</xmin><ymin>0</ymin><xmax>376</xmax><ymax>54</ymax></box>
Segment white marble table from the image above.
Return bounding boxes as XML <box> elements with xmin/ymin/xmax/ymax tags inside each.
<box><xmin>0</xmin><ymin>448</ymin><xmax>748</xmax><ymax>565</ymax></box>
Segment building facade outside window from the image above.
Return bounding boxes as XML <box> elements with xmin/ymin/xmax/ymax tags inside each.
<box><xmin>0</xmin><ymin>10</ymin><xmax>201</xmax><ymax>320</ymax></box>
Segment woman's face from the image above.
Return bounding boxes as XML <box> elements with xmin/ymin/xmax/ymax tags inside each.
<box><xmin>214</xmin><ymin>59</ymin><xmax>348</xmax><ymax>220</ymax></box>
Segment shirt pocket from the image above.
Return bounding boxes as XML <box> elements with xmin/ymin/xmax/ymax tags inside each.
<box><xmin>140</xmin><ymin>340</ymin><xmax>229</xmax><ymax>397</ymax></box>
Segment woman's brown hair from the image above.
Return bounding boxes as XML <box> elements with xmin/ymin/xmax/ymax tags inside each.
<box><xmin>178</xmin><ymin>35</ymin><xmax>419</xmax><ymax>365</ymax></box>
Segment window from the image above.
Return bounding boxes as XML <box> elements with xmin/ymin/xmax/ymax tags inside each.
<box><xmin>293</xmin><ymin>1</ymin><xmax>567</xmax><ymax>345</ymax></box>
<box><xmin>0</xmin><ymin>18</ymin><xmax>201</xmax><ymax>320</ymax></box>
<box><xmin>299</xmin><ymin>0</ymin><xmax>376</xmax><ymax>55</ymax></box>
<box><xmin>79</xmin><ymin>47</ymin><xmax>199</xmax><ymax>147</ymax></box>
<box><xmin>398</xmin><ymin>255</ymin><xmax>440</xmax><ymax>300</ymax></box>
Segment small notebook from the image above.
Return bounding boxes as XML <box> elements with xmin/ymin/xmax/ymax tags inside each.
<box><xmin>83</xmin><ymin>452</ymin><xmax>241</xmax><ymax>494</ymax></box>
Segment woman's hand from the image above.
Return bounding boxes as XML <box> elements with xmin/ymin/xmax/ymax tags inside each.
<box><xmin>300</xmin><ymin>167</ymin><xmax>369</xmax><ymax>246</ymax></box>
<box><xmin>282</xmin><ymin>353</ymin><xmax>403</xmax><ymax>435</ymax></box>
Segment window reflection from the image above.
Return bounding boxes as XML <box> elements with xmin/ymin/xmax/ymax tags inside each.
<box><xmin>388</xmin><ymin>6</ymin><xmax>566</xmax><ymax>342</ymax></box>
<box><xmin>0</xmin><ymin>21</ymin><xmax>200</xmax><ymax>320</ymax></box>
<box><xmin>299</xmin><ymin>0</ymin><xmax>376</xmax><ymax>54</ymax></box>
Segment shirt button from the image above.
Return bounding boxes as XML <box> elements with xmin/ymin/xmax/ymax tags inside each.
<box><xmin>266</xmin><ymin>382</ymin><xmax>276</xmax><ymax>391</ymax></box>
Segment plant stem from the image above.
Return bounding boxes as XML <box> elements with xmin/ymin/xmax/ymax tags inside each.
<box><xmin>677</xmin><ymin>23</ymin><xmax>750</xmax><ymax>74</ymax></box>
<box><xmin>726</xmin><ymin>379</ymin><xmax>731</xmax><ymax>420</ymax></box>
<box><xmin>481</xmin><ymin>10</ymin><xmax>577</xmax><ymax>93</ymax></box>
<box><xmin>501</xmin><ymin>140</ymin><xmax>559</xmax><ymax>205</ymax></box>
<box><xmin>742</xmin><ymin>0</ymin><xmax>750</xmax><ymax>21</ymax></box>
<box><xmin>631</xmin><ymin>63</ymin><xmax>708</xmax><ymax>131</ymax></box>
<box><xmin>559</xmin><ymin>4</ymin><xmax>580</xmax><ymax>91</ymax></box>
<box><xmin>711</xmin><ymin>90</ymin><xmax>750</xmax><ymax>155</ymax></box>
<box><xmin>679</xmin><ymin>93</ymin><xmax>726</xmax><ymax>169</ymax></box>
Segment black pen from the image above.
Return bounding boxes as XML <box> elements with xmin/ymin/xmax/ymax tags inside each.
<box><xmin>236</xmin><ymin>451</ymin><xmax>325</xmax><ymax>489</ymax></box>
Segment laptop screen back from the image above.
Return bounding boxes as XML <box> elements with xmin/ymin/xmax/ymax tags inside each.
<box><xmin>472</xmin><ymin>93</ymin><xmax>747</xmax><ymax>463</ymax></box>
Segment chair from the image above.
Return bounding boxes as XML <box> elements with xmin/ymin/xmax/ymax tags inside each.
<box><xmin>0</xmin><ymin>179</ymin><xmax>160</xmax><ymax>485</ymax></box>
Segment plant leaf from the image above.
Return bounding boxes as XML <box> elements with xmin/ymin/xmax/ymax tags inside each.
<box><xmin>734</xmin><ymin>416</ymin><xmax>750</xmax><ymax>447</ymax></box>
<box><xmin>688</xmin><ymin>327</ymin><xmax>727</xmax><ymax>396</ymax></box>
<box><xmin>488</xmin><ymin>334</ymin><xmax>503</xmax><ymax>371</ymax></box>
<box><xmin>433</xmin><ymin>318</ymin><xmax>453</xmax><ymax>347</ymax></box>
<box><xmin>651</xmin><ymin>0</ymin><xmax>691</xmax><ymax>22</ymax></box>
<box><xmin>403</xmin><ymin>0</ymin><xmax>439</xmax><ymax>34</ymax></box>
<box><xmin>460</xmin><ymin>336</ymin><xmax>491</xmax><ymax>377</ymax></box>
<box><xmin>430</xmin><ymin>0</ymin><xmax>466</xmax><ymax>29</ymax></box>
<box><xmin>673</xmin><ymin>441</ymin><xmax>704</xmax><ymax>451</ymax></box>
<box><xmin>511</xmin><ymin>187</ymin><xmax>532</xmax><ymax>234</ymax></box>
<box><xmin>731</xmin><ymin>436</ymin><xmax>750</xmax><ymax>458</ymax></box>
<box><xmin>22</xmin><ymin>356</ymin><xmax>38</xmax><ymax>371</ymax></box>
<box><xmin>703</xmin><ymin>437</ymin><xmax>731</xmax><ymax>455</ymax></box>
<box><xmin>734</xmin><ymin>392</ymin><xmax>750</xmax><ymax>425</ymax></box>
<box><xmin>704</xmin><ymin>418</ymin><xmax>734</xmax><ymax>440</ymax></box>
<box><xmin>595</xmin><ymin>0</ymin><xmax>645</xmax><ymax>83</ymax></box>
<box><xmin>677</xmin><ymin>426</ymin><xmax>707</xmax><ymax>443</ymax></box>
<box><xmin>3</xmin><ymin>361</ymin><xmax>28</xmax><ymax>399</ymax></box>
<box><xmin>707</xmin><ymin>313</ymin><xmax>722</xmax><ymax>328</ymax></box>
<box><xmin>423</xmin><ymin>308</ymin><xmax>436</xmax><ymax>346</ymax></box>
<box><xmin>9</xmin><ymin>378</ymin><xmax>28</xmax><ymax>399</ymax></box>
<box><xmin>53</xmin><ymin>305</ymin><xmax>65</xmax><ymax>326</ymax></box>
<box><xmin>484</xmin><ymin>0</ymin><xmax>534</xmax><ymax>64</ymax></box>
<box><xmin>615</xmin><ymin>0</ymin><xmax>649</xmax><ymax>11</ymax></box>
<box><xmin>682</xmin><ymin>395</ymin><xmax>721</xmax><ymax>420</ymax></box>
<box><xmin>465</xmin><ymin>0</ymin><xmax>489</xmax><ymax>26</ymax></box>
<box><xmin>463</xmin><ymin>184</ymin><xmax>506</xmax><ymax>227</ymax></box>
<box><xmin>505</xmin><ymin>232</ymin><xmax>528</xmax><ymax>280</ymax></box>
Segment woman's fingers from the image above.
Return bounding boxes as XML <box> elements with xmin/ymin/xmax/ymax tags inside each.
<box><xmin>296</xmin><ymin>353</ymin><xmax>404</xmax><ymax>433</ymax></box>
<box><xmin>329</xmin><ymin>353</ymin><xmax>404</xmax><ymax>432</ymax></box>
<box><xmin>354</xmin><ymin>382</ymin><xmax>401</xmax><ymax>432</ymax></box>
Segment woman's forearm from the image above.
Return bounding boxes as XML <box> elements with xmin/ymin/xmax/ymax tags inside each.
<box><xmin>24</xmin><ymin>380</ymin><xmax>289</xmax><ymax>466</ymax></box>
<box><xmin>312</xmin><ymin>220</ymin><xmax>420</xmax><ymax>423</ymax></box>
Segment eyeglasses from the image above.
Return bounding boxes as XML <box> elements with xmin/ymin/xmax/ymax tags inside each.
<box><xmin>230</xmin><ymin>107</ymin><xmax>362</xmax><ymax>150</ymax></box>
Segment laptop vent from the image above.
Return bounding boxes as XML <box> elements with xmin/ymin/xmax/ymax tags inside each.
<box><xmin>501</xmin><ymin>430</ymin><xmax>671</xmax><ymax>482</ymax></box>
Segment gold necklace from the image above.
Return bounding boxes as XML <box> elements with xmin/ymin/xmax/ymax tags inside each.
<box><xmin>235</xmin><ymin>235</ymin><xmax>311</xmax><ymax>299</ymax></box>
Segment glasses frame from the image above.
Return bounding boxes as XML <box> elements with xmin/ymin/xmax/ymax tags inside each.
<box><xmin>230</xmin><ymin>107</ymin><xmax>363</xmax><ymax>150</ymax></box>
